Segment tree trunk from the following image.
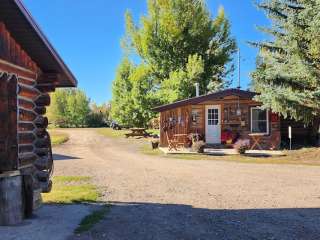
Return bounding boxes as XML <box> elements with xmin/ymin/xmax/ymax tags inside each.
<box><xmin>0</xmin><ymin>172</ymin><xmax>23</xmax><ymax>226</ymax></box>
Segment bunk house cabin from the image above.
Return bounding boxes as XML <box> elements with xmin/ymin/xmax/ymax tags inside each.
<box><xmin>0</xmin><ymin>0</ymin><xmax>77</xmax><ymax>225</ymax></box>
<box><xmin>153</xmin><ymin>88</ymin><xmax>312</xmax><ymax>150</ymax></box>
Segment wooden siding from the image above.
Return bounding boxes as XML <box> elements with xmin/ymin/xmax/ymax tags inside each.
<box><xmin>160</xmin><ymin>105</ymin><xmax>191</xmax><ymax>147</ymax></box>
<box><xmin>0</xmin><ymin>22</ymin><xmax>39</xmax><ymax>73</ymax></box>
<box><xmin>159</xmin><ymin>96</ymin><xmax>282</xmax><ymax>149</ymax></box>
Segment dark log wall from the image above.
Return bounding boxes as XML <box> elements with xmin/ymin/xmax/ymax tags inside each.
<box><xmin>0</xmin><ymin>73</ymin><xmax>18</xmax><ymax>172</ymax></box>
<box><xmin>0</xmin><ymin>22</ymin><xmax>55</xmax><ymax>194</ymax></box>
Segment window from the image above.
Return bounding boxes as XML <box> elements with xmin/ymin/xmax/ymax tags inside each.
<box><xmin>208</xmin><ymin>108</ymin><xmax>219</xmax><ymax>126</ymax></box>
<box><xmin>251</xmin><ymin>107</ymin><xmax>269</xmax><ymax>134</ymax></box>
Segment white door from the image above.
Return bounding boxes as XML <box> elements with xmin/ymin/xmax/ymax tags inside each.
<box><xmin>205</xmin><ymin>105</ymin><xmax>221</xmax><ymax>144</ymax></box>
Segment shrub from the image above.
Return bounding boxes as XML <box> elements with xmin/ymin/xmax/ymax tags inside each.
<box><xmin>192</xmin><ymin>141</ymin><xmax>205</xmax><ymax>153</ymax></box>
<box><xmin>234</xmin><ymin>139</ymin><xmax>250</xmax><ymax>154</ymax></box>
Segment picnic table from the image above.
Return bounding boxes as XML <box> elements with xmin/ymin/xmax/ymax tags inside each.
<box><xmin>125</xmin><ymin>128</ymin><xmax>149</xmax><ymax>138</ymax></box>
<box><xmin>248</xmin><ymin>133</ymin><xmax>266</xmax><ymax>150</ymax></box>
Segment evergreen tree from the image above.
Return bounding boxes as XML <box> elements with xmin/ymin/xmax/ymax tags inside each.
<box><xmin>252</xmin><ymin>0</ymin><xmax>320</xmax><ymax>129</ymax></box>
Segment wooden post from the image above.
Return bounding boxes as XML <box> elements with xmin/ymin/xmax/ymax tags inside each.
<box><xmin>0</xmin><ymin>171</ymin><xmax>24</xmax><ymax>226</ymax></box>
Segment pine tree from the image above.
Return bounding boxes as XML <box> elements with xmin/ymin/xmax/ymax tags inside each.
<box><xmin>252</xmin><ymin>0</ymin><xmax>320</xmax><ymax>129</ymax></box>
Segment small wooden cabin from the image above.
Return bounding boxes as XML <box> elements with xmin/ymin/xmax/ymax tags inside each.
<box><xmin>0</xmin><ymin>0</ymin><xmax>77</xmax><ymax>225</ymax></box>
<box><xmin>154</xmin><ymin>88</ymin><xmax>312</xmax><ymax>149</ymax></box>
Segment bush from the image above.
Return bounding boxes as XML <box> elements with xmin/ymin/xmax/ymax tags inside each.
<box><xmin>192</xmin><ymin>141</ymin><xmax>205</xmax><ymax>153</ymax></box>
<box><xmin>234</xmin><ymin>139</ymin><xmax>250</xmax><ymax>154</ymax></box>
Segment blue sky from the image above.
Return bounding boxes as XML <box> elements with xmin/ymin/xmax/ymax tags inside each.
<box><xmin>23</xmin><ymin>0</ymin><xmax>270</xmax><ymax>104</ymax></box>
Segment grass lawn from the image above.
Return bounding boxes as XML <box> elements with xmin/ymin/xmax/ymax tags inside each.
<box><xmin>42</xmin><ymin>176</ymin><xmax>99</xmax><ymax>204</ymax></box>
<box><xmin>42</xmin><ymin>176</ymin><xmax>109</xmax><ymax>234</ymax></box>
<box><xmin>142</xmin><ymin>144</ymin><xmax>320</xmax><ymax>166</ymax></box>
<box><xmin>97</xmin><ymin>128</ymin><xmax>159</xmax><ymax>139</ymax></box>
<box><xmin>49</xmin><ymin>131</ymin><xmax>69</xmax><ymax>146</ymax></box>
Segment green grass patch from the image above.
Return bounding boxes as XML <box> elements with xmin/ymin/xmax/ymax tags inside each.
<box><xmin>49</xmin><ymin>131</ymin><xmax>69</xmax><ymax>145</ymax></box>
<box><xmin>96</xmin><ymin>128</ymin><xmax>130</xmax><ymax>138</ymax></box>
<box><xmin>75</xmin><ymin>205</ymin><xmax>110</xmax><ymax>234</ymax></box>
<box><xmin>97</xmin><ymin>128</ymin><xmax>159</xmax><ymax>139</ymax></box>
<box><xmin>140</xmin><ymin>144</ymin><xmax>162</xmax><ymax>156</ymax></box>
<box><xmin>42</xmin><ymin>176</ymin><xmax>99</xmax><ymax>204</ymax></box>
<box><xmin>140</xmin><ymin>142</ymin><xmax>320</xmax><ymax>166</ymax></box>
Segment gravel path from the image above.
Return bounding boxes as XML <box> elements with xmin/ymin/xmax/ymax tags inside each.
<box><xmin>53</xmin><ymin>129</ymin><xmax>320</xmax><ymax>240</ymax></box>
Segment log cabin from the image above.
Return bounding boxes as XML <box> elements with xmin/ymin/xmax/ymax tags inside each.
<box><xmin>0</xmin><ymin>0</ymin><xmax>77</xmax><ymax>225</ymax></box>
<box><xmin>153</xmin><ymin>88</ymin><xmax>313</xmax><ymax>150</ymax></box>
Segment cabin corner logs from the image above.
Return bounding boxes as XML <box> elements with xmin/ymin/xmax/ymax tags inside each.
<box><xmin>0</xmin><ymin>22</ymin><xmax>56</xmax><ymax>224</ymax></box>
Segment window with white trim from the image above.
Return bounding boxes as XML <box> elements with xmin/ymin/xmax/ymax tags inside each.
<box><xmin>251</xmin><ymin>107</ymin><xmax>269</xmax><ymax>134</ymax></box>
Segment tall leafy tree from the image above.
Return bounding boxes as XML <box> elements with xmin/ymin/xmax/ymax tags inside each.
<box><xmin>251</xmin><ymin>0</ymin><xmax>320</xmax><ymax>129</ymax></box>
<box><xmin>125</xmin><ymin>0</ymin><xmax>236</xmax><ymax>99</ymax></box>
<box><xmin>47</xmin><ymin>89</ymin><xmax>91</xmax><ymax>127</ymax></box>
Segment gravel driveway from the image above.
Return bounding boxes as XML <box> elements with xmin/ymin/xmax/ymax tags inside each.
<box><xmin>53</xmin><ymin>129</ymin><xmax>320</xmax><ymax>240</ymax></box>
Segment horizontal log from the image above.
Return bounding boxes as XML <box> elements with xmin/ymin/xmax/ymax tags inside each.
<box><xmin>19</xmin><ymin>153</ymin><xmax>37</xmax><ymax>166</ymax></box>
<box><xmin>34</xmin><ymin>128</ymin><xmax>46</xmax><ymax>138</ymax></box>
<box><xmin>18</xmin><ymin>84</ymin><xmax>40</xmax><ymax>99</ymax></box>
<box><xmin>37</xmin><ymin>73</ymin><xmax>61</xmax><ymax>85</ymax></box>
<box><xmin>19</xmin><ymin>145</ymin><xmax>34</xmax><ymax>153</ymax></box>
<box><xmin>18</xmin><ymin>132</ymin><xmax>35</xmax><ymax>145</ymax></box>
<box><xmin>18</xmin><ymin>77</ymin><xmax>36</xmax><ymax>87</ymax></box>
<box><xmin>34</xmin><ymin>107</ymin><xmax>46</xmax><ymax>115</ymax></box>
<box><xmin>34</xmin><ymin>138</ymin><xmax>49</xmax><ymax>148</ymax></box>
<box><xmin>18</xmin><ymin>99</ymin><xmax>35</xmax><ymax>110</ymax></box>
<box><xmin>34</xmin><ymin>148</ymin><xmax>48</xmax><ymax>158</ymax></box>
<box><xmin>19</xmin><ymin>108</ymin><xmax>36</xmax><ymax>122</ymax></box>
<box><xmin>40</xmin><ymin>180</ymin><xmax>52</xmax><ymax>194</ymax></box>
<box><xmin>18</xmin><ymin>122</ymin><xmax>35</xmax><ymax>132</ymax></box>
<box><xmin>35</xmin><ymin>171</ymin><xmax>49</xmax><ymax>182</ymax></box>
<box><xmin>34</xmin><ymin>94</ymin><xmax>50</xmax><ymax>107</ymax></box>
<box><xmin>34</xmin><ymin>157</ymin><xmax>49</xmax><ymax>170</ymax></box>
<box><xmin>36</xmin><ymin>84</ymin><xmax>56</xmax><ymax>93</ymax></box>
<box><xmin>34</xmin><ymin>116</ymin><xmax>48</xmax><ymax>128</ymax></box>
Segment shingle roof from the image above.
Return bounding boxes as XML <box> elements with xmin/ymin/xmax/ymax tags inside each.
<box><xmin>153</xmin><ymin>88</ymin><xmax>257</xmax><ymax>112</ymax></box>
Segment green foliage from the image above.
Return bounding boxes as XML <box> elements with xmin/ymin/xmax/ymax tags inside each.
<box><xmin>251</xmin><ymin>0</ymin><xmax>320</xmax><ymax>124</ymax></box>
<box><xmin>87</xmin><ymin>103</ymin><xmax>111</xmax><ymax>127</ymax></box>
<box><xmin>111</xmin><ymin>60</ymin><xmax>156</xmax><ymax>127</ymax></box>
<box><xmin>48</xmin><ymin>89</ymin><xmax>110</xmax><ymax>128</ymax></box>
<box><xmin>112</xmin><ymin>0</ymin><xmax>236</xmax><ymax>127</ymax></box>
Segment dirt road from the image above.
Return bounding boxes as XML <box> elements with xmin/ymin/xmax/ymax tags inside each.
<box><xmin>53</xmin><ymin>129</ymin><xmax>320</xmax><ymax>240</ymax></box>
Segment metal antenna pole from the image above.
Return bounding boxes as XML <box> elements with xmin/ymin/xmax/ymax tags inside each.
<box><xmin>237</xmin><ymin>48</ymin><xmax>241</xmax><ymax>90</ymax></box>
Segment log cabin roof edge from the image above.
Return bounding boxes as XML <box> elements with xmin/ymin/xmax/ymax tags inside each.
<box><xmin>0</xmin><ymin>0</ymin><xmax>77</xmax><ymax>87</ymax></box>
<box><xmin>153</xmin><ymin>88</ymin><xmax>257</xmax><ymax>112</ymax></box>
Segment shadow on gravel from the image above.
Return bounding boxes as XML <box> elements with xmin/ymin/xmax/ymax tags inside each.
<box><xmin>53</xmin><ymin>154</ymin><xmax>81</xmax><ymax>161</ymax></box>
<box><xmin>88</xmin><ymin>201</ymin><xmax>320</xmax><ymax>240</ymax></box>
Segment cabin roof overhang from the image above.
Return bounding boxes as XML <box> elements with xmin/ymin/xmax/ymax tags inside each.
<box><xmin>153</xmin><ymin>88</ymin><xmax>257</xmax><ymax>112</ymax></box>
<box><xmin>0</xmin><ymin>0</ymin><xmax>77</xmax><ymax>87</ymax></box>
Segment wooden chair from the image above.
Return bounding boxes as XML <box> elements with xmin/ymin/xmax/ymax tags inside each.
<box><xmin>165</xmin><ymin>131</ymin><xmax>179</xmax><ymax>151</ymax></box>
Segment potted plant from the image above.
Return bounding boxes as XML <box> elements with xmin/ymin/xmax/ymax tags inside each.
<box><xmin>192</xmin><ymin>141</ymin><xmax>205</xmax><ymax>153</ymax></box>
<box><xmin>233</xmin><ymin>139</ymin><xmax>250</xmax><ymax>154</ymax></box>
<box><xmin>151</xmin><ymin>139</ymin><xmax>160</xmax><ymax>149</ymax></box>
